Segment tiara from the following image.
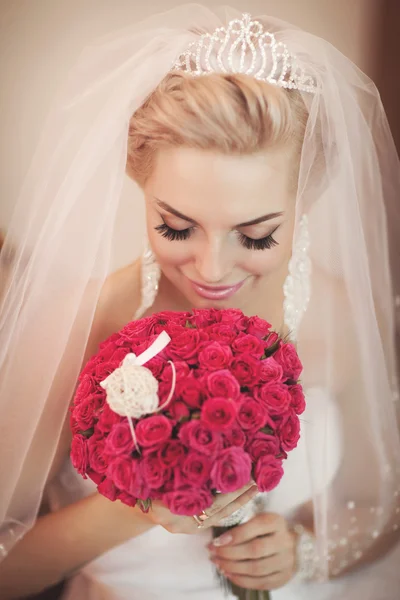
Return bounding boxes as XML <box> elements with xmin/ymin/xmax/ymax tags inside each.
<box><xmin>173</xmin><ymin>13</ymin><xmax>317</xmax><ymax>94</ymax></box>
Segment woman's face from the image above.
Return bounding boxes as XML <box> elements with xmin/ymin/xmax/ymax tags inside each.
<box><xmin>144</xmin><ymin>146</ymin><xmax>296</xmax><ymax>311</ymax></box>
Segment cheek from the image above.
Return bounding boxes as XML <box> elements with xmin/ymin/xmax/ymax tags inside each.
<box><xmin>241</xmin><ymin>246</ymin><xmax>288</xmax><ymax>276</ymax></box>
<box><xmin>147</xmin><ymin>228</ymin><xmax>191</xmax><ymax>268</ymax></box>
<box><xmin>239</xmin><ymin>229</ymin><xmax>293</xmax><ymax>277</ymax></box>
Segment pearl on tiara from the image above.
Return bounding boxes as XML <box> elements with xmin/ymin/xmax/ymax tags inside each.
<box><xmin>172</xmin><ymin>13</ymin><xmax>317</xmax><ymax>94</ymax></box>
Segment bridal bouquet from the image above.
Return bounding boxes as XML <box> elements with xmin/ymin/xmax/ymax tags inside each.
<box><xmin>70</xmin><ymin>308</ymin><xmax>305</xmax><ymax>600</ymax></box>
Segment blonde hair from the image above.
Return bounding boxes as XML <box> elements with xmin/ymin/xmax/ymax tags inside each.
<box><xmin>127</xmin><ymin>71</ymin><xmax>308</xmax><ymax>187</ymax></box>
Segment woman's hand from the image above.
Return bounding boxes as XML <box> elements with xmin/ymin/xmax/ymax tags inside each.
<box><xmin>208</xmin><ymin>512</ymin><xmax>297</xmax><ymax>591</ymax></box>
<box><xmin>146</xmin><ymin>483</ymin><xmax>259</xmax><ymax>535</ymax></box>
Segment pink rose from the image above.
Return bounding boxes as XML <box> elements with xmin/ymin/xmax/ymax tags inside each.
<box><xmin>108</xmin><ymin>457</ymin><xmax>147</xmax><ymax>497</ymax></box>
<box><xmin>105</xmin><ymin>422</ymin><xmax>135</xmax><ymax>456</ymax></box>
<box><xmin>145</xmin><ymin>356</ymin><xmax>165</xmax><ymax>379</ymax></box>
<box><xmin>222</xmin><ymin>427</ymin><xmax>247</xmax><ymax>448</ymax></box>
<box><xmin>98</xmin><ymin>346</ymin><xmax>128</xmax><ymax>366</ymax></box>
<box><xmin>254</xmin><ymin>455</ymin><xmax>284</xmax><ymax>492</ymax></box>
<box><xmin>264</xmin><ymin>331</ymin><xmax>280</xmax><ymax>349</ymax></box>
<box><xmin>87</xmin><ymin>469</ymin><xmax>105</xmax><ymax>485</ymax></box>
<box><xmin>259</xmin><ymin>357</ymin><xmax>284</xmax><ymax>383</ymax></box>
<box><xmin>246</xmin><ymin>432</ymin><xmax>280</xmax><ymax>461</ymax></box>
<box><xmin>74</xmin><ymin>374</ymin><xmax>97</xmax><ymax>404</ymax></box>
<box><xmin>129</xmin><ymin>337</ymin><xmax>158</xmax><ymax>357</ymax></box>
<box><xmin>87</xmin><ymin>436</ymin><xmax>108</xmax><ymax>474</ymax></box>
<box><xmin>165</xmin><ymin>330</ymin><xmax>200</xmax><ymax>363</ymax></box>
<box><xmin>232</xmin><ymin>334</ymin><xmax>264</xmax><ymax>357</ymax></box>
<box><xmin>207</xmin><ymin>370</ymin><xmax>240</xmax><ymax>400</ymax></box>
<box><xmin>236</xmin><ymin>398</ymin><xmax>268</xmax><ymax>432</ymax></box>
<box><xmin>163</xmin><ymin>486</ymin><xmax>213</xmax><ymax>516</ymax></box>
<box><xmin>158</xmin><ymin>440</ymin><xmax>186</xmax><ymax>468</ymax></box>
<box><xmin>176</xmin><ymin>374</ymin><xmax>203</xmax><ymax>408</ymax></box>
<box><xmin>118</xmin><ymin>492</ymin><xmax>137</xmax><ymax>508</ymax></box>
<box><xmin>135</xmin><ymin>415</ymin><xmax>173</xmax><ymax>448</ymax></box>
<box><xmin>219</xmin><ymin>309</ymin><xmax>248</xmax><ymax>330</ymax></box>
<box><xmin>179</xmin><ymin>421</ymin><xmax>221</xmax><ymax>456</ymax></box>
<box><xmin>70</xmin><ymin>434</ymin><xmax>89</xmax><ymax>476</ymax></box>
<box><xmin>96</xmin><ymin>403</ymin><xmax>123</xmax><ymax>434</ymax></box>
<box><xmin>246</xmin><ymin>316</ymin><xmax>271</xmax><ymax>339</ymax></box>
<box><xmin>164</xmin><ymin>322</ymin><xmax>189</xmax><ymax>338</ymax></box>
<box><xmin>156</xmin><ymin>311</ymin><xmax>191</xmax><ymax>325</ymax></box>
<box><xmin>161</xmin><ymin>361</ymin><xmax>190</xmax><ymax>383</ymax></box>
<box><xmin>192</xmin><ymin>308</ymin><xmax>217</xmax><ymax>328</ymax></box>
<box><xmin>289</xmin><ymin>384</ymin><xmax>306</xmax><ymax>415</ymax></box>
<box><xmin>120</xmin><ymin>315</ymin><xmax>158</xmax><ymax>339</ymax></box>
<box><xmin>199</xmin><ymin>343</ymin><xmax>232</xmax><ymax>371</ymax></box>
<box><xmin>98</xmin><ymin>332</ymin><xmax>119</xmax><ymax>350</ymax></box>
<box><xmin>98</xmin><ymin>478</ymin><xmax>118</xmax><ymax>501</ymax></box>
<box><xmin>168</xmin><ymin>400</ymin><xmax>191</xmax><ymax>421</ymax></box>
<box><xmin>201</xmin><ymin>397</ymin><xmax>237</xmax><ymax>431</ymax></box>
<box><xmin>254</xmin><ymin>382</ymin><xmax>291</xmax><ymax>416</ymax></box>
<box><xmin>118</xmin><ymin>491</ymin><xmax>137</xmax><ymax>507</ymax></box>
<box><xmin>230</xmin><ymin>355</ymin><xmax>261</xmax><ymax>386</ymax></box>
<box><xmin>211</xmin><ymin>447</ymin><xmax>252</xmax><ymax>493</ymax></box>
<box><xmin>182</xmin><ymin>451</ymin><xmax>212</xmax><ymax>485</ymax></box>
<box><xmin>274</xmin><ymin>343</ymin><xmax>303</xmax><ymax>381</ymax></box>
<box><xmin>278</xmin><ymin>410</ymin><xmax>301</xmax><ymax>451</ymax></box>
<box><xmin>205</xmin><ymin>324</ymin><xmax>237</xmax><ymax>345</ymax></box>
<box><xmin>87</xmin><ymin>470</ymin><xmax>104</xmax><ymax>485</ymax></box>
<box><xmin>141</xmin><ymin>452</ymin><xmax>170</xmax><ymax>489</ymax></box>
<box><xmin>93</xmin><ymin>361</ymin><xmax>118</xmax><ymax>383</ymax></box>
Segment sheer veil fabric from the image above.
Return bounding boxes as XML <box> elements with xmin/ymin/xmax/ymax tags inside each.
<box><xmin>0</xmin><ymin>4</ymin><xmax>399</xmax><ymax>580</ymax></box>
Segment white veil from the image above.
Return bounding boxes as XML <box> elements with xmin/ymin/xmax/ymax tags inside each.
<box><xmin>0</xmin><ymin>4</ymin><xmax>399</xmax><ymax>579</ymax></box>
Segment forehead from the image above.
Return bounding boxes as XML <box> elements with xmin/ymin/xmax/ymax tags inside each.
<box><xmin>147</xmin><ymin>147</ymin><xmax>293</xmax><ymax>223</ymax></box>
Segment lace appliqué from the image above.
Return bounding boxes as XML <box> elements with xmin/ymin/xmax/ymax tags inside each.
<box><xmin>283</xmin><ymin>215</ymin><xmax>311</xmax><ymax>341</ymax></box>
<box><xmin>134</xmin><ymin>246</ymin><xmax>161</xmax><ymax>320</ymax></box>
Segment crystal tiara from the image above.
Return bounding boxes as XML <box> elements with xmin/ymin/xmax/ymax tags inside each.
<box><xmin>172</xmin><ymin>13</ymin><xmax>317</xmax><ymax>94</ymax></box>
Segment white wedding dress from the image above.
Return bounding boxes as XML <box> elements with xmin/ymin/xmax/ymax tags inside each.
<box><xmin>47</xmin><ymin>260</ymin><xmax>400</xmax><ymax>600</ymax></box>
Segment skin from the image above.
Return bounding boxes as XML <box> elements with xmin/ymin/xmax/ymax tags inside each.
<box><xmin>145</xmin><ymin>146</ymin><xmax>296</xmax><ymax>331</ymax></box>
<box><xmin>143</xmin><ymin>145</ymin><xmax>299</xmax><ymax>590</ymax></box>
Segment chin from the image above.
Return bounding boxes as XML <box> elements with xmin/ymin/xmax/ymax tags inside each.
<box><xmin>190</xmin><ymin>296</ymin><xmax>240</xmax><ymax>310</ymax></box>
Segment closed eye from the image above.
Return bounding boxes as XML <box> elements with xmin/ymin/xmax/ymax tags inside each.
<box><xmin>154</xmin><ymin>222</ymin><xmax>193</xmax><ymax>241</ymax></box>
<box><xmin>237</xmin><ymin>229</ymin><xmax>279</xmax><ymax>251</ymax></box>
<box><xmin>154</xmin><ymin>222</ymin><xmax>280</xmax><ymax>250</ymax></box>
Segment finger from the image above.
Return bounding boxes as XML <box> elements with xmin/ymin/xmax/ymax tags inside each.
<box><xmin>204</xmin><ymin>485</ymin><xmax>259</xmax><ymax>528</ymax></box>
<box><xmin>213</xmin><ymin>552</ymin><xmax>292</xmax><ymax>577</ymax></box>
<box><xmin>210</xmin><ymin>534</ymin><xmax>276</xmax><ymax>560</ymax></box>
<box><xmin>225</xmin><ymin>571</ymin><xmax>289</xmax><ymax>591</ymax></box>
<box><xmin>212</xmin><ymin>513</ymin><xmax>286</xmax><ymax>547</ymax></box>
<box><xmin>205</xmin><ymin>482</ymin><xmax>255</xmax><ymax>517</ymax></box>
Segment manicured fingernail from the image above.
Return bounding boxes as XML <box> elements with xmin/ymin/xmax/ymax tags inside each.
<box><xmin>213</xmin><ymin>533</ymin><xmax>233</xmax><ymax>546</ymax></box>
<box><xmin>250</xmin><ymin>484</ymin><xmax>259</xmax><ymax>496</ymax></box>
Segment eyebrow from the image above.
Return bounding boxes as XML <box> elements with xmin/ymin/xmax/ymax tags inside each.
<box><xmin>155</xmin><ymin>199</ymin><xmax>283</xmax><ymax>227</ymax></box>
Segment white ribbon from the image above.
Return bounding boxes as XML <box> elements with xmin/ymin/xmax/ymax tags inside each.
<box><xmin>100</xmin><ymin>331</ymin><xmax>176</xmax><ymax>452</ymax></box>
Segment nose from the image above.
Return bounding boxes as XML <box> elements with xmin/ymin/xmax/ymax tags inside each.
<box><xmin>194</xmin><ymin>239</ymin><xmax>232</xmax><ymax>284</ymax></box>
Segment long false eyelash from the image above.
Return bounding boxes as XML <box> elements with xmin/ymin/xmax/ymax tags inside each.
<box><xmin>155</xmin><ymin>221</ymin><xmax>280</xmax><ymax>250</ymax></box>
<box><xmin>154</xmin><ymin>222</ymin><xmax>193</xmax><ymax>241</ymax></box>
<box><xmin>237</xmin><ymin>231</ymin><xmax>279</xmax><ymax>251</ymax></box>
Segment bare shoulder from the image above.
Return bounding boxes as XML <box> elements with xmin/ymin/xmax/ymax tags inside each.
<box><xmin>91</xmin><ymin>259</ymin><xmax>142</xmax><ymax>346</ymax></box>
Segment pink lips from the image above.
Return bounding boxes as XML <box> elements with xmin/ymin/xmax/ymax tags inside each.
<box><xmin>189</xmin><ymin>279</ymin><xmax>245</xmax><ymax>300</ymax></box>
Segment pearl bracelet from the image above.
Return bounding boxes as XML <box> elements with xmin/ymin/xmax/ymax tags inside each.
<box><xmin>292</xmin><ymin>523</ymin><xmax>319</xmax><ymax>581</ymax></box>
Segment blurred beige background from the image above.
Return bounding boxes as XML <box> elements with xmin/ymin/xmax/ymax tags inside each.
<box><xmin>0</xmin><ymin>0</ymin><xmax>379</xmax><ymax>269</ymax></box>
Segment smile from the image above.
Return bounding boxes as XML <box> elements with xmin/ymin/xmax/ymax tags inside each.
<box><xmin>188</xmin><ymin>279</ymin><xmax>246</xmax><ymax>300</ymax></box>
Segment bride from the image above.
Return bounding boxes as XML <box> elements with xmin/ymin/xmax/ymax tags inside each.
<box><xmin>0</xmin><ymin>5</ymin><xmax>400</xmax><ymax>600</ymax></box>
